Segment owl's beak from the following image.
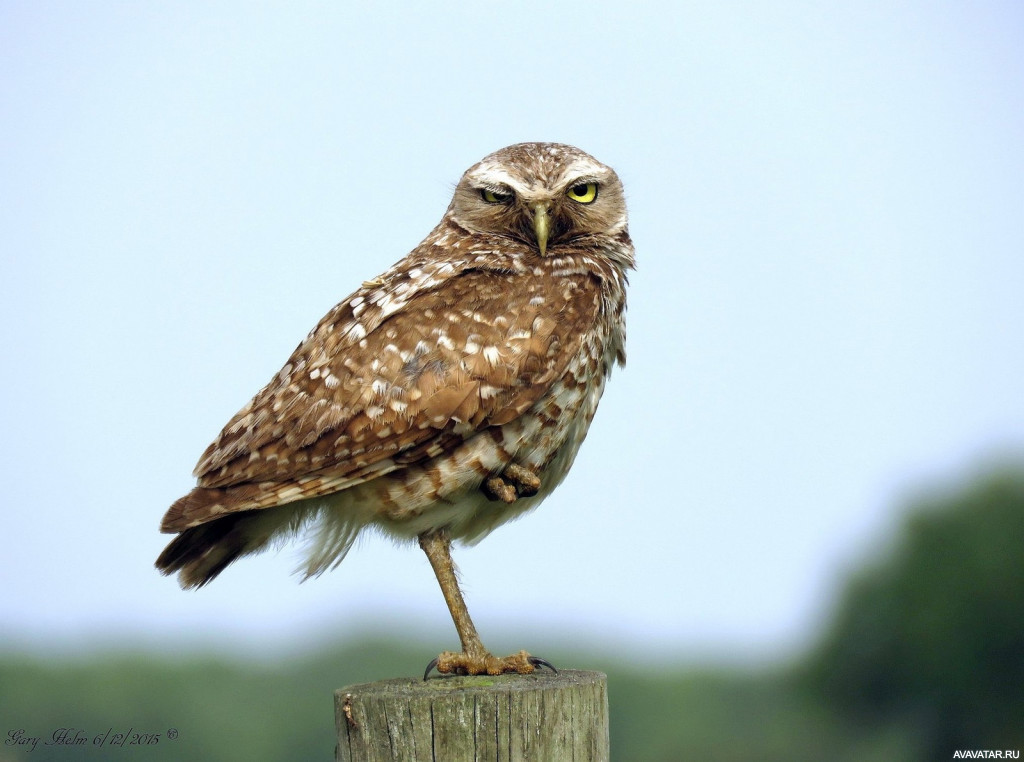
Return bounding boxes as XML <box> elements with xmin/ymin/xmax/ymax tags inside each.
<box><xmin>531</xmin><ymin>202</ymin><xmax>551</xmax><ymax>256</ymax></box>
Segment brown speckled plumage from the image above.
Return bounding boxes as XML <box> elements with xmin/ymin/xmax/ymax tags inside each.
<box><xmin>157</xmin><ymin>144</ymin><xmax>633</xmax><ymax>674</ymax></box>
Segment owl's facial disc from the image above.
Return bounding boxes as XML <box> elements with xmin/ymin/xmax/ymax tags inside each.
<box><xmin>451</xmin><ymin>142</ymin><xmax>625</xmax><ymax>256</ymax></box>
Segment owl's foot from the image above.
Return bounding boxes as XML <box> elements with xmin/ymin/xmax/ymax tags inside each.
<box><xmin>423</xmin><ymin>649</ymin><xmax>557</xmax><ymax>680</ymax></box>
<box><xmin>482</xmin><ymin>464</ymin><xmax>541</xmax><ymax>503</ymax></box>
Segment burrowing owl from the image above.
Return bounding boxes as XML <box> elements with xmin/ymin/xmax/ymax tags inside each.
<box><xmin>157</xmin><ymin>142</ymin><xmax>634</xmax><ymax>676</ymax></box>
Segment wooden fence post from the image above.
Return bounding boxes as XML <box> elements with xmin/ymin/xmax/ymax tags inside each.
<box><xmin>335</xmin><ymin>669</ymin><xmax>609</xmax><ymax>761</ymax></box>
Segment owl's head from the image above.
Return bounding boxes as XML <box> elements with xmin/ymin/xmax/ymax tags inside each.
<box><xmin>450</xmin><ymin>142</ymin><xmax>628</xmax><ymax>257</ymax></box>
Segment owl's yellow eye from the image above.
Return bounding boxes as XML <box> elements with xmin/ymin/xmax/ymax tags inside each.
<box><xmin>566</xmin><ymin>182</ymin><xmax>598</xmax><ymax>204</ymax></box>
<box><xmin>481</xmin><ymin>188</ymin><xmax>512</xmax><ymax>204</ymax></box>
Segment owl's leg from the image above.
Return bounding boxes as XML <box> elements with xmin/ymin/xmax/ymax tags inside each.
<box><xmin>418</xmin><ymin>529</ymin><xmax>556</xmax><ymax>679</ymax></box>
<box><xmin>418</xmin><ymin>529</ymin><xmax>486</xmax><ymax>660</ymax></box>
<box><xmin>482</xmin><ymin>463</ymin><xmax>542</xmax><ymax>503</ymax></box>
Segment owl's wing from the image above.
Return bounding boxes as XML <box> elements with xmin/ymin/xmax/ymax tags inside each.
<box><xmin>161</xmin><ymin>264</ymin><xmax>602</xmax><ymax>532</ymax></box>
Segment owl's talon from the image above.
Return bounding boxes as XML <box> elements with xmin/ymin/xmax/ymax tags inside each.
<box><xmin>422</xmin><ymin>656</ymin><xmax>440</xmax><ymax>681</ymax></box>
<box><xmin>528</xmin><ymin>656</ymin><xmax>558</xmax><ymax>673</ymax></box>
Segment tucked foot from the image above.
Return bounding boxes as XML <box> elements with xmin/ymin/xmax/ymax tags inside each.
<box><xmin>504</xmin><ymin>463</ymin><xmax>541</xmax><ymax>496</ymax></box>
<box><xmin>482</xmin><ymin>464</ymin><xmax>542</xmax><ymax>503</ymax></box>
<box><xmin>423</xmin><ymin>649</ymin><xmax>558</xmax><ymax>680</ymax></box>
<box><xmin>483</xmin><ymin>476</ymin><xmax>517</xmax><ymax>503</ymax></box>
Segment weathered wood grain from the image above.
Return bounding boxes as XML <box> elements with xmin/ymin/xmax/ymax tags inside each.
<box><xmin>335</xmin><ymin>669</ymin><xmax>608</xmax><ymax>761</ymax></box>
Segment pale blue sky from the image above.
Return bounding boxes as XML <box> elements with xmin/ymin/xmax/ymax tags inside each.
<box><xmin>2</xmin><ymin>2</ymin><xmax>1022</xmax><ymax>663</ymax></box>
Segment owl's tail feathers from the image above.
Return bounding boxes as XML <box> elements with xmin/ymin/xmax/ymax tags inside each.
<box><xmin>155</xmin><ymin>515</ymin><xmax>250</xmax><ymax>588</ymax></box>
<box><xmin>155</xmin><ymin>499</ymin><xmax>305</xmax><ymax>589</ymax></box>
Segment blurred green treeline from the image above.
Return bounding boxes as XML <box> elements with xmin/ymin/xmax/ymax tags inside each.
<box><xmin>2</xmin><ymin>466</ymin><xmax>1022</xmax><ymax>760</ymax></box>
